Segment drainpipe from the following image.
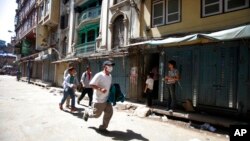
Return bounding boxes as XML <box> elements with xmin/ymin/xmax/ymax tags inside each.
<box><xmin>48</xmin><ymin>60</ymin><xmax>50</xmax><ymax>82</ymax></box>
<box><xmin>42</xmin><ymin>61</ymin><xmax>44</xmax><ymax>81</ymax></box>
<box><xmin>159</xmin><ymin>50</ymin><xmax>165</xmax><ymax>102</ymax></box>
<box><xmin>73</xmin><ymin>12</ymin><xmax>79</xmax><ymax>53</ymax></box>
<box><xmin>27</xmin><ymin>59</ymin><xmax>31</xmax><ymax>84</ymax></box>
<box><xmin>106</xmin><ymin>0</ymin><xmax>110</xmax><ymax>51</ymax></box>
<box><xmin>68</xmin><ymin>0</ymin><xmax>75</xmax><ymax>54</ymax></box>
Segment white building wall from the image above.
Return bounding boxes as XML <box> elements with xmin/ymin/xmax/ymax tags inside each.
<box><xmin>97</xmin><ymin>0</ymin><xmax>142</xmax><ymax>51</ymax></box>
<box><xmin>98</xmin><ymin>0</ymin><xmax>109</xmax><ymax>50</ymax></box>
<box><xmin>130</xmin><ymin>0</ymin><xmax>141</xmax><ymax>39</ymax></box>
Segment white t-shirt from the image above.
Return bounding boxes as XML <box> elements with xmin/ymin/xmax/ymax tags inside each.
<box><xmin>146</xmin><ymin>78</ymin><xmax>154</xmax><ymax>90</ymax></box>
<box><xmin>89</xmin><ymin>71</ymin><xmax>112</xmax><ymax>103</ymax></box>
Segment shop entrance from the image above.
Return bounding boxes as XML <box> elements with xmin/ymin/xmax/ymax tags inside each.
<box><xmin>143</xmin><ymin>53</ymin><xmax>160</xmax><ymax>99</ymax></box>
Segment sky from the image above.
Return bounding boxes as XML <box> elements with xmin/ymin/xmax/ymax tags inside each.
<box><xmin>0</xmin><ymin>0</ymin><xmax>17</xmax><ymax>44</ymax></box>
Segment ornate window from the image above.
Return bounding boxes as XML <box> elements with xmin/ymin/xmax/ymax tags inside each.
<box><xmin>112</xmin><ymin>15</ymin><xmax>124</xmax><ymax>49</ymax></box>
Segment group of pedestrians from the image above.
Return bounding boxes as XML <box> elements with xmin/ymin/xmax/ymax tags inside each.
<box><xmin>144</xmin><ymin>60</ymin><xmax>180</xmax><ymax>112</ymax></box>
<box><xmin>58</xmin><ymin>59</ymin><xmax>179</xmax><ymax>131</ymax></box>
<box><xmin>59</xmin><ymin>60</ymin><xmax>115</xmax><ymax>131</ymax></box>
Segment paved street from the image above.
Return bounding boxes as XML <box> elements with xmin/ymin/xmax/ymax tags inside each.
<box><xmin>0</xmin><ymin>75</ymin><xmax>228</xmax><ymax>141</ymax></box>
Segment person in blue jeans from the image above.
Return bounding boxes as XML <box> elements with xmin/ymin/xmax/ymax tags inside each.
<box><xmin>59</xmin><ymin>67</ymin><xmax>79</xmax><ymax>112</ymax></box>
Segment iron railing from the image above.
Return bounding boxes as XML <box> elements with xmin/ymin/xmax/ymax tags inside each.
<box><xmin>78</xmin><ymin>6</ymin><xmax>101</xmax><ymax>24</ymax></box>
<box><xmin>75</xmin><ymin>41</ymin><xmax>96</xmax><ymax>55</ymax></box>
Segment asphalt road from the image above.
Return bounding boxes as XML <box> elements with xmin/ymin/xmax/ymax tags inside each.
<box><xmin>0</xmin><ymin>75</ymin><xmax>228</xmax><ymax>141</ymax></box>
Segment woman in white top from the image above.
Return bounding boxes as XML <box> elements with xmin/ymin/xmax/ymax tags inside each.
<box><xmin>144</xmin><ymin>72</ymin><xmax>154</xmax><ymax>107</ymax></box>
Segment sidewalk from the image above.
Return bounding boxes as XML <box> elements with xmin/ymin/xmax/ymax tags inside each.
<box><xmin>20</xmin><ymin>77</ymin><xmax>52</xmax><ymax>88</ymax></box>
<box><xmin>29</xmin><ymin>79</ymin><xmax>247</xmax><ymax>129</ymax></box>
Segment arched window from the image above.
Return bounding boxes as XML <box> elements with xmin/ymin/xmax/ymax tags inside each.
<box><xmin>112</xmin><ymin>15</ymin><xmax>124</xmax><ymax>49</ymax></box>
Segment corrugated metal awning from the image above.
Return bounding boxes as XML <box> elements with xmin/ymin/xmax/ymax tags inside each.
<box><xmin>126</xmin><ymin>24</ymin><xmax>250</xmax><ymax>47</ymax></box>
<box><xmin>88</xmin><ymin>50</ymin><xmax>128</xmax><ymax>59</ymax></box>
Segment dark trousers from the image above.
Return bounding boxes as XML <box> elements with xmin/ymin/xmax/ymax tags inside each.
<box><xmin>166</xmin><ymin>84</ymin><xmax>176</xmax><ymax>109</ymax></box>
<box><xmin>78</xmin><ymin>88</ymin><xmax>93</xmax><ymax>106</ymax></box>
<box><xmin>146</xmin><ymin>89</ymin><xmax>153</xmax><ymax>107</ymax></box>
<box><xmin>61</xmin><ymin>88</ymin><xmax>75</xmax><ymax>108</ymax></box>
<box><xmin>153</xmin><ymin>80</ymin><xmax>159</xmax><ymax>99</ymax></box>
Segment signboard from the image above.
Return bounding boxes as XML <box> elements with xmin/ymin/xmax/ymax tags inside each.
<box><xmin>21</xmin><ymin>40</ymin><xmax>31</xmax><ymax>56</ymax></box>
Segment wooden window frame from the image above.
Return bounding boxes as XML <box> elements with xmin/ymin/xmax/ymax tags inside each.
<box><xmin>202</xmin><ymin>0</ymin><xmax>223</xmax><ymax>17</ymax></box>
<box><xmin>166</xmin><ymin>0</ymin><xmax>181</xmax><ymax>24</ymax></box>
<box><xmin>224</xmin><ymin>0</ymin><xmax>249</xmax><ymax>12</ymax></box>
<box><xmin>152</xmin><ymin>0</ymin><xmax>165</xmax><ymax>27</ymax></box>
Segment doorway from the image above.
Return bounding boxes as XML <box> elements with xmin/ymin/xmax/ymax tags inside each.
<box><xmin>144</xmin><ymin>53</ymin><xmax>160</xmax><ymax>99</ymax></box>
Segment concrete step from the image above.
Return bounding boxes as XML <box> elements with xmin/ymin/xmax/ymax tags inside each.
<box><xmin>151</xmin><ymin>107</ymin><xmax>247</xmax><ymax>128</ymax></box>
<box><xmin>115</xmin><ymin>102</ymin><xmax>247</xmax><ymax>128</ymax></box>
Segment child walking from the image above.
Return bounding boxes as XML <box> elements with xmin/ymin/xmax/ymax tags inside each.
<box><xmin>144</xmin><ymin>72</ymin><xmax>154</xmax><ymax>107</ymax></box>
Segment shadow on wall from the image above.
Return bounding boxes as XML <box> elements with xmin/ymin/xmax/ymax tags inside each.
<box><xmin>89</xmin><ymin>127</ymin><xmax>149</xmax><ymax>141</ymax></box>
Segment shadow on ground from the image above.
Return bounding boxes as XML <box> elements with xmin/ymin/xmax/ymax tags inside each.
<box><xmin>63</xmin><ymin>108</ymin><xmax>85</xmax><ymax>119</ymax></box>
<box><xmin>89</xmin><ymin>127</ymin><xmax>149</xmax><ymax>141</ymax></box>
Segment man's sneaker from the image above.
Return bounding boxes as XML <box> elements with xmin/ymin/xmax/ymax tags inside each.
<box><xmin>83</xmin><ymin>111</ymin><xmax>89</xmax><ymax>121</ymax></box>
<box><xmin>59</xmin><ymin>104</ymin><xmax>63</xmax><ymax>110</ymax></box>
<box><xmin>71</xmin><ymin>107</ymin><xmax>77</xmax><ymax>112</ymax></box>
<box><xmin>98</xmin><ymin>127</ymin><xmax>109</xmax><ymax>133</ymax></box>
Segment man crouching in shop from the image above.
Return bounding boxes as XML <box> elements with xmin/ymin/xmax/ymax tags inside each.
<box><xmin>82</xmin><ymin>60</ymin><xmax>115</xmax><ymax>132</ymax></box>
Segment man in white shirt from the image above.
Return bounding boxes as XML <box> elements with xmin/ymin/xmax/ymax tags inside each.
<box><xmin>83</xmin><ymin>60</ymin><xmax>115</xmax><ymax>131</ymax></box>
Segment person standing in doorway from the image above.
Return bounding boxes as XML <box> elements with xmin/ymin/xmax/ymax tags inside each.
<box><xmin>60</xmin><ymin>67</ymin><xmax>79</xmax><ymax>112</ymax></box>
<box><xmin>165</xmin><ymin>60</ymin><xmax>179</xmax><ymax>112</ymax></box>
<box><xmin>151</xmin><ymin>66</ymin><xmax>159</xmax><ymax>99</ymax></box>
<box><xmin>78</xmin><ymin>66</ymin><xmax>93</xmax><ymax>107</ymax></box>
<box><xmin>82</xmin><ymin>60</ymin><xmax>115</xmax><ymax>132</ymax></box>
<box><xmin>63</xmin><ymin>62</ymin><xmax>74</xmax><ymax>109</ymax></box>
<box><xmin>144</xmin><ymin>72</ymin><xmax>154</xmax><ymax>107</ymax></box>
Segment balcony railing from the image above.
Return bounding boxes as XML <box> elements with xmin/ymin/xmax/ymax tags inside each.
<box><xmin>18</xmin><ymin>0</ymin><xmax>36</xmax><ymax>24</ymax></box>
<box><xmin>75</xmin><ymin>41</ymin><xmax>95</xmax><ymax>55</ymax></box>
<box><xmin>78</xmin><ymin>6</ymin><xmax>101</xmax><ymax>24</ymax></box>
